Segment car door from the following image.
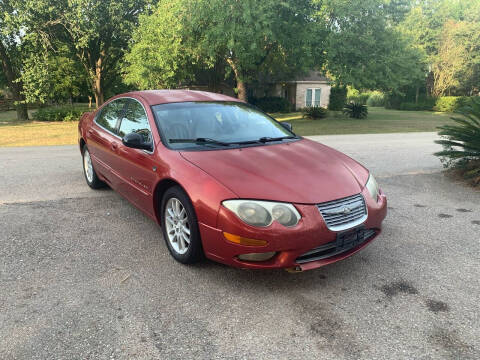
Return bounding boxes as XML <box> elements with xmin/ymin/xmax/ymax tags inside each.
<box><xmin>87</xmin><ymin>98</ymin><xmax>128</xmax><ymax>186</ymax></box>
<box><xmin>112</xmin><ymin>98</ymin><xmax>158</xmax><ymax>217</ymax></box>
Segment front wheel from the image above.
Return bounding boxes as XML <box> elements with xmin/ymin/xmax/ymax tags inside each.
<box><xmin>82</xmin><ymin>145</ymin><xmax>105</xmax><ymax>189</ymax></box>
<box><xmin>160</xmin><ymin>186</ymin><xmax>203</xmax><ymax>264</ymax></box>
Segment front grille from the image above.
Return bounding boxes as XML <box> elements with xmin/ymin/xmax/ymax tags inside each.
<box><xmin>317</xmin><ymin>193</ymin><xmax>367</xmax><ymax>231</ymax></box>
<box><xmin>296</xmin><ymin>228</ymin><xmax>377</xmax><ymax>264</ymax></box>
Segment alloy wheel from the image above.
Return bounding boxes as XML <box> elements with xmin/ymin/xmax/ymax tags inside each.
<box><xmin>164</xmin><ymin>197</ymin><xmax>191</xmax><ymax>255</ymax></box>
<box><xmin>83</xmin><ymin>149</ymin><xmax>94</xmax><ymax>183</ymax></box>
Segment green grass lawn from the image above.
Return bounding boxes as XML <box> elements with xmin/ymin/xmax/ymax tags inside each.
<box><xmin>0</xmin><ymin>106</ymin><xmax>453</xmax><ymax>147</ymax></box>
<box><xmin>0</xmin><ymin>104</ymin><xmax>91</xmax><ymax>147</ymax></box>
<box><xmin>272</xmin><ymin>107</ymin><xmax>454</xmax><ymax>136</ymax></box>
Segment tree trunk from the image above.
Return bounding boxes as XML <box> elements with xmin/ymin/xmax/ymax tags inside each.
<box><xmin>0</xmin><ymin>42</ymin><xmax>29</xmax><ymax>121</ymax></box>
<box><xmin>93</xmin><ymin>52</ymin><xmax>105</xmax><ymax>108</ymax></box>
<box><xmin>415</xmin><ymin>86</ymin><xmax>420</xmax><ymax>104</ymax></box>
<box><xmin>226</xmin><ymin>58</ymin><xmax>247</xmax><ymax>101</ymax></box>
<box><xmin>16</xmin><ymin>103</ymin><xmax>29</xmax><ymax>121</ymax></box>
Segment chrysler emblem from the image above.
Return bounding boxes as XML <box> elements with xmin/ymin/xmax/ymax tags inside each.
<box><xmin>324</xmin><ymin>206</ymin><xmax>353</xmax><ymax>216</ymax></box>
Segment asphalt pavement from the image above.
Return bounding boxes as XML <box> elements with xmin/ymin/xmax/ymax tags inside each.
<box><xmin>0</xmin><ymin>132</ymin><xmax>479</xmax><ymax>359</ymax></box>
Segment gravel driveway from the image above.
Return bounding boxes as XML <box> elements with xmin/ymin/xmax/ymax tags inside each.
<box><xmin>1</xmin><ymin>132</ymin><xmax>479</xmax><ymax>359</ymax></box>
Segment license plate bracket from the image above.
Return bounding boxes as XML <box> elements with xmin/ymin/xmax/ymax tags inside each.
<box><xmin>336</xmin><ymin>226</ymin><xmax>365</xmax><ymax>252</ymax></box>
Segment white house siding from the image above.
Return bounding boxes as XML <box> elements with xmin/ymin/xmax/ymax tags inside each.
<box><xmin>295</xmin><ymin>82</ymin><xmax>331</xmax><ymax>110</ymax></box>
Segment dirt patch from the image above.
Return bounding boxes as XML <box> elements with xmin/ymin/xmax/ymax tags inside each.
<box><xmin>438</xmin><ymin>213</ymin><xmax>453</xmax><ymax>218</ymax></box>
<box><xmin>294</xmin><ymin>294</ymin><xmax>364</xmax><ymax>359</ymax></box>
<box><xmin>456</xmin><ymin>208</ymin><xmax>473</xmax><ymax>213</ymax></box>
<box><xmin>381</xmin><ymin>280</ymin><xmax>418</xmax><ymax>298</ymax></box>
<box><xmin>414</xmin><ymin>204</ymin><xmax>427</xmax><ymax>208</ymax></box>
<box><xmin>430</xmin><ymin>328</ymin><xmax>479</xmax><ymax>359</ymax></box>
<box><xmin>425</xmin><ymin>299</ymin><xmax>449</xmax><ymax>313</ymax></box>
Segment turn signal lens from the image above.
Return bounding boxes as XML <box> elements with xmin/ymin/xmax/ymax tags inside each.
<box><xmin>223</xmin><ymin>232</ymin><xmax>268</xmax><ymax>246</ymax></box>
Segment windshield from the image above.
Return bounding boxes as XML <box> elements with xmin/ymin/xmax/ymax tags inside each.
<box><xmin>152</xmin><ymin>101</ymin><xmax>296</xmax><ymax>150</ymax></box>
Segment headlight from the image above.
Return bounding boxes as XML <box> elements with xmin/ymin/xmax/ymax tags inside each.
<box><xmin>222</xmin><ymin>200</ymin><xmax>301</xmax><ymax>227</ymax></box>
<box><xmin>365</xmin><ymin>173</ymin><xmax>379</xmax><ymax>202</ymax></box>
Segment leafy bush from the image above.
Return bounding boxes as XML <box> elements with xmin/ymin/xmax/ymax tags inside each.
<box><xmin>33</xmin><ymin>106</ymin><xmax>88</xmax><ymax>122</ymax></box>
<box><xmin>385</xmin><ymin>93</ymin><xmax>436</xmax><ymax>111</ymax></box>
<box><xmin>434</xmin><ymin>96</ymin><xmax>470</xmax><ymax>113</ymax></box>
<box><xmin>366</xmin><ymin>91</ymin><xmax>385</xmax><ymax>107</ymax></box>
<box><xmin>250</xmin><ymin>96</ymin><xmax>292</xmax><ymax>113</ymax></box>
<box><xmin>348</xmin><ymin>93</ymin><xmax>370</xmax><ymax>105</ymax></box>
<box><xmin>435</xmin><ymin>98</ymin><xmax>480</xmax><ymax>184</ymax></box>
<box><xmin>302</xmin><ymin>106</ymin><xmax>328</xmax><ymax>119</ymax></box>
<box><xmin>328</xmin><ymin>86</ymin><xmax>347</xmax><ymax>111</ymax></box>
<box><xmin>398</xmin><ymin>101</ymin><xmax>436</xmax><ymax>111</ymax></box>
<box><xmin>343</xmin><ymin>102</ymin><xmax>368</xmax><ymax>119</ymax></box>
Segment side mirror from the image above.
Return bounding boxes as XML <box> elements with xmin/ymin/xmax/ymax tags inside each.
<box><xmin>281</xmin><ymin>122</ymin><xmax>293</xmax><ymax>132</ymax></box>
<box><xmin>122</xmin><ymin>132</ymin><xmax>153</xmax><ymax>151</ymax></box>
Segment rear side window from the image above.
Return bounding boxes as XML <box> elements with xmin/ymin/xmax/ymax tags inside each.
<box><xmin>96</xmin><ymin>99</ymin><xmax>128</xmax><ymax>134</ymax></box>
<box><xmin>119</xmin><ymin>99</ymin><xmax>152</xmax><ymax>143</ymax></box>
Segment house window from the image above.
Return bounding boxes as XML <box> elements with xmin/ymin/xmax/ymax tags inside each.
<box><xmin>305</xmin><ymin>88</ymin><xmax>321</xmax><ymax>107</ymax></box>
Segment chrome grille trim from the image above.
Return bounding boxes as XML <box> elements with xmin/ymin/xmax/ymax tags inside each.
<box><xmin>317</xmin><ymin>194</ymin><xmax>367</xmax><ymax>231</ymax></box>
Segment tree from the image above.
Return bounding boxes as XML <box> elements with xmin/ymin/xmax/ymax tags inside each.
<box><xmin>21</xmin><ymin>45</ymin><xmax>89</xmax><ymax>104</ymax></box>
<box><xmin>316</xmin><ymin>0</ymin><xmax>425</xmax><ymax>93</ymax></box>
<box><xmin>126</xmin><ymin>0</ymin><xmax>322</xmax><ymax>101</ymax></box>
<box><xmin>433</xmin><ymin>20</ymin><xmax>480</xmax><ymax>96</ymax></box>
<box><xmin>398</xmin><ymin>0</ymin><xmax>480</xmax><ymax>96</ymax></box>
<box><xmin>0</xmin><ymin>0</ymin><xmax>29</xmax><ymax>120</ymax></box>
<box><xmin>23</xmin><ymin>0</ymin><xmax>151</xmax><ymax>107</ymax></box>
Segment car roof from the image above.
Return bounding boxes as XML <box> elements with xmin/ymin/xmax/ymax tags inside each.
<box><xmin>119</xmin><ymin>90</ymin><xmax>243</xmax><ymax>106</ymax></box>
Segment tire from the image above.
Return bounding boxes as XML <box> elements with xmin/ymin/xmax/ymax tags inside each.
<box><xmin>82</xmin><ymin>145</ymin><xmax>105</xmax><ymax>189</ymax></box>
<box><xmin>160</xmin><ymin>186</ymin><xmax>203</xmax><ymax>264</ymax></box>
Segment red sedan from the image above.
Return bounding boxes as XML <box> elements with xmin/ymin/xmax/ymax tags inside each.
<box><xmin>78</xmin><ymin>90</ymin><xmax>387</xmax><ymax>272</ymax></box>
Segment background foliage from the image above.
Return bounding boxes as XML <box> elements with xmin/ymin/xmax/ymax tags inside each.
<box><xmin>0</xmin><ymin>0</ymin><xmax>479</xmax><ymax>122</ymax></box>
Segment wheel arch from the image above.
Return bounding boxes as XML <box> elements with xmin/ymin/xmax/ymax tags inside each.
<box><xmin>153</xmin><ymin>178</ymin><xmax>190</xmax><ymax>225</ymax></box>
<box><xmin>79</xmin><ymin>137</ymin><xmax>86</xmax><ymax>152</ymax></box>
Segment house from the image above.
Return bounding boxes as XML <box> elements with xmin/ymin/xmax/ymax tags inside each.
<box><xmin>182</xmin><ymin>70</ymin><xmax>331</xmax><ymax>111</ymax></box>
<box><xmin>271</xmin><ymin>71</ymin><xmax>331</xmax><ymax>110</ymax></box>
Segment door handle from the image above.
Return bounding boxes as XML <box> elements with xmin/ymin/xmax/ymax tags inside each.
<box><xmin>112</xmin><ymin>143</ymin><xmax>118</xmax><ymax>150</ymax></box>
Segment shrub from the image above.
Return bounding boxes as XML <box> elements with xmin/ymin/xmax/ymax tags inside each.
<box><xmin>398</xmin><ymin>101</ymin><xmax>436</xmax><ymax>111</ymax></box>
<box><xmin>328</xmin><ymin>86</ymin><xmax>347</xmax><ymax>111</ymax></box>
<box><xmin>343</xmin><ymin>102</ymin><xmax>368</xmax><ymax>119</ymax></box>
<box><xmin>435</xmin><ymin>97</ymin><xmax>480</xmax><ymax>184</ymax></box>
<box><xmin>386</xmin><ymin>94</ymin><xmax>436</xmax><ymax>111</ymax></box>
<box><xmin>302</xmin><ymin>106</ymin><xmax>328</xmax><ymax>119</ymax></box>
<box><xmin>33</xmin><ymin>106</ymin><xmax>88</xmax><ymax>122</ymax></box>
<box><xmin>250</xmin><ymin>96</ymin><xmax>292</xmax><ymax>113</ymax></box>
<box><xmin>348</xmin><ymin>92</ymin><xmax>370</xmax><ymax>105</ymax></box>
<box><xmin>434</xmin><ymin>96</ymin><xmax>470</xmax><ymax>113</ymax></box>
<box><xmin>366</xmin><ymin>91</ymin><xmax>385</xmax><ymax>107</ymax></box>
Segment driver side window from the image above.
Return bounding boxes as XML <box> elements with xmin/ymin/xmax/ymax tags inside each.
<box><xmin>119</xmin><ymin>99</ymin><xmax>152</xmax><ymax>143</ymax></box>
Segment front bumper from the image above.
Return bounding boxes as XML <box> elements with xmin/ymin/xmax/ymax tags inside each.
<box><xmin>200</xmin><ymin>189</ymin><xmax>387</xmax><ymax>271</ymax></box>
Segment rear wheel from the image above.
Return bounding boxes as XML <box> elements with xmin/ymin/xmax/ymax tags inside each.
<box><xmin>82</xmin><ymin>145</ymin><xmax>105</xmax><ymax>189</ymax></box>
<box><xmin>161</xmin><ymin>186</ymin><xmax>203</xmax><ymax>264</ymax></box>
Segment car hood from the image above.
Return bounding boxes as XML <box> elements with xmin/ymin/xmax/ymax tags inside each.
<box><xmin>180</xmin><ymin>138</ymin><xmax>369</xmax><ymax>204</ymax></box>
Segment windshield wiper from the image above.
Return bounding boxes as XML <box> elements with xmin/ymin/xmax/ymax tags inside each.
<box><xmin>258</xmin><ymin>135</ymin><xmax>297</xmax><ymax>143</ymax></box>
<box><xmin>168</xmin><ymin>138</ymin><xmax>232</xmax><ymax>147</ymax></box>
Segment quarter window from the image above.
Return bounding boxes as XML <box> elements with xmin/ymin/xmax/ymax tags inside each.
<box><xmin>305</xmin><ymin>88</ymin><xmax>321</xmax><ymax>107</ymax></box>
<box><xmin>119</xmin><ymin>99</ymin><xmax>152</xmax><ymax>143</ymax></box>
<box><xmin>96</xmin><ymin>99</ymin><xmax>128</xmax><ymax>134</ymax></box>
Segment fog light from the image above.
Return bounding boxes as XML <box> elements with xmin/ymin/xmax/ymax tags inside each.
<box><xmin>237</xmin><ymin>252</ymin><xmax>276</xmax><ymax>262</ymax></box>
<box><xmin>223</xmin><ymin>232</ymin><xmax>268</xmax><ymax>246</ymax></box>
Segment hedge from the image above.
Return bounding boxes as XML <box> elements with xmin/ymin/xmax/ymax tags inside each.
<box><xmin>328</xmin><ymin>86</ymin><xmax>347</xmax><ymax>111</ymax></box>
<box><xmin>250</xmin><ymin>96</ymin><xmax>292</xmax><ymax>113</ymax></box>
<box><xmin>33</xmin><ymin>106</ymin><xmax>88</xmax><ymax>122</ymax></box>
<box><xmin>433</xmin><ymin>96</ymin><xmax>470</xmax><ymax>112</ymax></box>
